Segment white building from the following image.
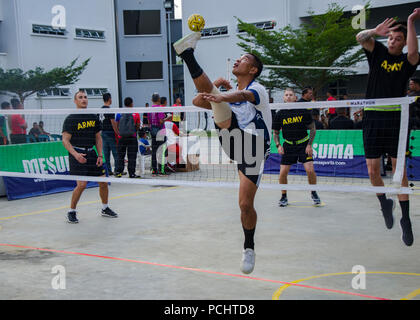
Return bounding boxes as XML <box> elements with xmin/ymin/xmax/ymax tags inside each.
<box><xmin>0</xmin><ymin>0</ymin><xmax>119</xmax><ymax>113</ymax></box>
<box><xmin>182</xmin><ymin>0</ymin><xmax>420</xmax><ymax>106</ymax></box>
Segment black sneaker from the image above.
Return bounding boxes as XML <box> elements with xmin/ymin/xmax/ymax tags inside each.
<box><xmin>129</xmin><ymin>174</ymin><xmax>141</xmax><ymax>178</ymax></box>
<box><xmin>381</xmin><ymin>198</ymin><xmax>395</xmax><ymax>229</ymax></box>
<box><xmin>279</xmin><ymin>196</ymin><xmax>288</xmax><ymax>207</ymax></box>
<box><xmin>114</xmin><ymin>172</ymin><xmax>122</xmax><ymax>178</ymax></box>
<box><xmin>67</xmin><ymin>211</ymin><xmax>79</xmax><ymax>224</ymax></box>
<box><xmin>101</xmin><ymin>207</ymin><xmax>118</xmax><ymax>218</ymax></box>
<box><xmin>400</xmin><ymin>218</ymin><xmax>414</xmax><ymax>246</ymax></box>
<box><xmin>311</xmin><ymin>192</ymin><xmax>321</xmax><ymax>206</ymax></box>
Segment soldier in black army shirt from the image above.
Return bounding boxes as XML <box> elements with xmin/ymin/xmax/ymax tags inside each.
<box><xmin>62</xmin><ymin>90</ymin><xmax>118</xmax><ymax>224</ymax></box>
<box><xmin>272</xmin><ymin>88</ymin><xmax>321</xmax><ymax>207</ymax></box>
<box><xmin>356</xmin><ymin>10</ymin><xmax>420</xmax><ymax>246</ymax></box>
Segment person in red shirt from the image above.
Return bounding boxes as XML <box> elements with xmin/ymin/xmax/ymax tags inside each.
<box><xmin>326</xmin><ymin>90</ymin><xmax>337</xmax><ymax>120</ymax></box>
<box><xmin>9</xmin><ymin>98</ymin><xmax>27</xmax><ymax>144</ymax></box>
<box><xmin>114</xmin><ymin>97</ymin><xmax>141</xmax><ymax>178</ymax></box>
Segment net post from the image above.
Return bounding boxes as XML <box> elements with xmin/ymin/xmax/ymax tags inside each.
<box><xmin>392</xmin><ymin>102</ymin><xmax>410</xmax><ymax>191</ymax></box>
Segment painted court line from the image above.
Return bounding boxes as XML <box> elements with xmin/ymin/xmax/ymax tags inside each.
<box><xmin>0</xmin><ymin>243</ymin><xmax>389</xmax><ymax>300</ymax></box>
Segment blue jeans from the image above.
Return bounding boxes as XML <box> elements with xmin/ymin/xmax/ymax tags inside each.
<box><xmin>101</xmin><ymin>131</ymin><xmax>118</xmax><ymax>173</ymax></box>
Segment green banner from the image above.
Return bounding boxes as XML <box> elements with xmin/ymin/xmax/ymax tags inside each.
<box><xmin>0</xmin><ymin>141</ymin><xmax>69</xmax><ymax>174</ymax></box>
<box><xmin>270</xmin><ymin>130</ymin><xmax>366</xmax><ymax>156</ymax></box>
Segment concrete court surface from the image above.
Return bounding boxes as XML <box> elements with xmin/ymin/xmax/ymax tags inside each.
<box><xmin>0</xmin><ymin>179</ymin><xmax>419</xmax><ymax>301</ymax></box>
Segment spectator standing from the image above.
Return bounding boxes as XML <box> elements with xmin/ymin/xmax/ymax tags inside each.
<box><xmin>9</xmin><ymin>98</ymin><xmax>27</xmax><ymax>144</ymax></box>
<box><xmin>114</xmin><ymin>97</ymin><xmax>141</xmax><ymax>178</ymax></box>
<box><xmin>148</xmin><ymin>93</ymin><xmax>170</xmax><ymax>175</ymax></box>
<box><xmin>0</xmin><ymin>102</ymin><xmax>11</xmax><ymax>145</ymax></box>
<box><xmin>100</xmin><ymin>93</ymin><xmax>119</xmax><ymax>175</ymax></box>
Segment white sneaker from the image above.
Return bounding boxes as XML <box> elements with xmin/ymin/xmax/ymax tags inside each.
<box><xmin>240</xmin><ymin>248</ymin><xmax>255</xmax><ymax>274</ymax></box>
<box><xmin>173</xmin><ymin>32</ymin><xmax>201</xmax><ymax>55</ymax></box>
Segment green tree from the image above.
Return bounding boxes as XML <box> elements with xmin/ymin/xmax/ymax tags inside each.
<box><xmin>0</xmin><ymin>58</ymin><xmax>90</xmax><ymax>104</ymax></box>
<box><xmin>236</xmin><ymin>3</ymin><xmax>369</xmax><ymax>95</ymax></box>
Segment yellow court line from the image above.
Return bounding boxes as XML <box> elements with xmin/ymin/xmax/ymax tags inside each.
<box><xmin>0</xmin><ymin>187</ymin><xmax>177</xmax><ymax>222</ymax></box>
<box><xmin>272</xmin><ymin>271</ymin><xmax>420</xmax><ymax>300</ymax></box>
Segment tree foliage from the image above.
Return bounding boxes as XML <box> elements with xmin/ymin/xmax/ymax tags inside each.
<box><xmin>236</xmin><ymin>3</ymin><xmax>369</xmax><ymax>95</ymax></box>
<box><xmin>0</xmin><ymin>58</ymin><xmax>90</xmax><ymax>103</ymax></box>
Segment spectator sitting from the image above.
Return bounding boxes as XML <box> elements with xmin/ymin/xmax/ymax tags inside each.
<box><xmin>328</xmin><ymin>108</ymin><xmax>354</xmax><ymax>130</ymax></box>
<box><xmin>311</xmin><ymin>109</ymin><xmax>325</xmax><ymax>129</ymax></box>
<box><xmin>353</xmin><ymin>110</ymin><xmax>363</xmax><ymax>129</ymax></box>
<box><xmin>29</xmin><ymin>122</ymin><xmax>42</xmax><ymax>141</ymax></box>
<box><xmin>38</xmin><ymin>121</ymin><xmax>50</xmax><ymax>136</ymax></box>
<box><xmin>138</xmin><ymin>129</ymin><xmax>151</xmax><ymax>156</ymax></box>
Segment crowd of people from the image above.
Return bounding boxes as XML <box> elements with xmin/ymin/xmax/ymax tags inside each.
<box><xmin>98</xmin><ymin>92</ymin><xmax>184</xmax><ymax>178</ymax></box>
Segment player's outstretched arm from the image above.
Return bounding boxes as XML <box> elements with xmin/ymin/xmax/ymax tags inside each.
<box><xmin>407</xmin><ymin>8</ymin><xmax>420</xmax><ymax>66</ymax></box>
<box><xmin>201</xmin><ymin>90</ymin><xmax>256</xmax><ymax>104</ymax></box>
<box><xmin>356</xmin><ymin>18</ymin><xmax>399</xmax><ymax>52</ymax></box>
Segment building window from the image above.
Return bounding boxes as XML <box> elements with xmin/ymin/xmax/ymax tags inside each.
<box><xmin>126</xmin><ymin>61</ymin><xmax>163</xmax><ymax>80</ymax></box>
<box><xmin>75</xmin><ymin>28</ymin><xmax>105</xmax><ymax>39</ymax></box>
<box><xmin>32</xmin><ymin>24</ymin><xmax>66</xmax><ymax>36</ymax></box>
<box><xmin>237</xmin><ymin>20</ymin><xmax>276</xmax><ymax>33</ymax></box>
<box><xmin>201</xmin><ymin>26</ymin><xmax>228</xmax><ymax>38</ymax></box>
<box><xmin>37</xmin><ymin>88</ymin><xmax>70</xmax><ymax>97</ymax></box>
<box><xmin>123</xmin><ymin>10</ymin><xmax>161</xmax><ymax>35</ymax></box>
<box><xmin>79</xmin><ymin>88</ymin><xmax>109</xmax><ymax>97</ymax></box>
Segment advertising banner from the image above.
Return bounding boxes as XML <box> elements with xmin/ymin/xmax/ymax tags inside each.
<box><xmin>265</xmin><ymin>130</ymin><xmax>369</xmax><ymax>179</ymax></box>
<box><xmin>0</xmin><ymin>141</ymin><xmax>97</xmax><ymax>200</ymax></box>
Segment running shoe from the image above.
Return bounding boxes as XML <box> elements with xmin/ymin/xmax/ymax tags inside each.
<box><xmin>173</xmin><ymin>32</ymin><xmax>201</xmax><ymax>55</ymax></box>
<box><xmin>67</xmin><ymin>211</ymin><xmax>79</xmax><ymax>224</ymax></box>
<box><xmin>311</xmin><ymin>192</ymin><xmax>321</xmax><ymax>206</ymax></box>
<box><xmin>240</xmin><ymin>248</ymin><xmax>256</xmax><ymax>274</ymax></box>
<box><xmin>114</xmin><ymin>172</ymin><xmax>122</xmax><ymax>178</ymax></box>
<box><xmin>381</xmin><ymin>198</ymin><xmax>395</xmax><ymax>230</ymax></box>
<box><xmin>101</xmin><ymin>207</ymin><xmax>118</xmax><ymax>218</ymax></box>
<box><xmin>400</xmin><ymin>218</ymin><xmax>414</xmax><ymax>246</ymax></box>
<box><xmin>129</xmin><ymin>174</ymin><xmax>141</xmax><ymax>179</ymax></box>
<box><xmin>279</xmin><ymin>196</ymin><xmax>288</xmax><ymax>207</ymax></box>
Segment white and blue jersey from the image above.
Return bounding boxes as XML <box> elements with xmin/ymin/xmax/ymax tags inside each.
<box><xmin>229</xmin><ymin>80</ymin><xmax>272</xmax><ymax>142</ymax></box>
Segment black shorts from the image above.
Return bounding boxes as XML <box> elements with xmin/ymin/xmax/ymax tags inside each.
<box><xmin>363</xmin><ymin>111</ymin><xmax>401</xmax><ymax>159</ymax></box>
<box><xmin>69</xmin><ymin>147</ymin><xmax>105</xmax><ymax>177</ymax></box>
<box><xmin>281</xmin><ymin>141</ymin><xmax>313</xmax><ymax>165</ymax></box>
<box><xmin>215</xmin><ymin>112</ymin><xmax>270</xmax><ymax>187</ymax></box>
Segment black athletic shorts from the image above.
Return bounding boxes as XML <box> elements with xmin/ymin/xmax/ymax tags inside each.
<box><xmin>215</xmin><ymin>112</ymin><xmax>270</xmax><ymax>187</ymax></box>
<box><xmin>363</xmin><ymin>111</ymin><xmax>402</xmax><ymax>159</ymax></box>
<box><xmin>281</xmin><ymin>141</ymin><xmax>313</xmax><ymax>165</ymax></box>
<box><xmin>69</xmin><ymin>147</ymin><xmax>105</xmax><ymax>176</ymax></box>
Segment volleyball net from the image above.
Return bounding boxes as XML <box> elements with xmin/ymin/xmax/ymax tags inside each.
<box><xmin>0</xmin><ymin>96</ymin><xmax>417</xmax><ymax>199</ymax></box>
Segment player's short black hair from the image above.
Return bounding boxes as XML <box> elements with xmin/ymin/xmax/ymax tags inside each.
<box><xmin>302</xmin><ymin>87</ymin><xmax>313</xmax><ymax>96</ymax></box>
<box><xmin>103</xmin><ymin>93</ymin><xmax>112</xmax><ymax>103</ymax></box>
<box><xmin>248</xmin><ymin>53</ymin><xmax>263</xmax><ymax>79</ymax></box>
<box><xmin>391</xmin><ymin>21</ymin><xmax>407</xmax><ymax>40</ymax></box>
<box><xmin>160</xmin><ymin>96</ymin><xmax>167</xmax><ymax>105</ymax></box>
<box><xmin>10</xmin><ymin>98</ymin><xmax>20</xmax><ymax>109</ymax></box>
<box><xmin>124</xmin><ymin>97</ymin><xmax>133</xmax><ymax>107</ymax></box>
<box><xmin>152</xmin><ymin>93</ymin><xmax>160</xmax><ymax>103</ymax></box>
<box><xmin>1</xmin><ymin>101</ymin><xmax>10</xmax><ymax>109</ymax></box>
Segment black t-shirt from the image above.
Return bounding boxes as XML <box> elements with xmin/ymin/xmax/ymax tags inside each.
<box><xmin>273</xmin><ymin>109</ymin><xmax>313</xmax><ymax>141</ymax></box>
<box><xmin>99</xmin><ymin>106</ymin><xmax>115</xmax><ymax>133</ymax></box>
<box><xmin>328</xmin><ymin>116</ymin><xmax>354</xmax><ymax>130</ymax></box>
<box><xmin>365</xmin><ymin>41</ymin><xmax>420</xmax><ymax>99</ymax></box>
<box><xmin>62</xmin><ymin>114</ymin><xmax>101</xmax><ymax>148</ymax></box>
